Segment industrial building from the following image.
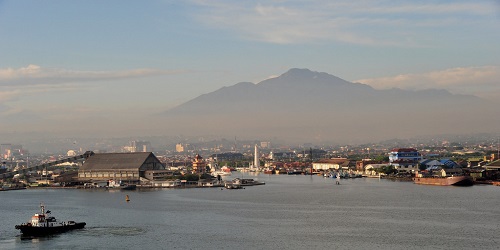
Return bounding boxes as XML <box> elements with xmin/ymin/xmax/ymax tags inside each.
<box><xmin>78</xmin><ymin>152</ymin><xmax>165</xmax><ymax>184</ymax></box>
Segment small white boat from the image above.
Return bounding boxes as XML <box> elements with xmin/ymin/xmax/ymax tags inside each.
<box><xmin>211</xmin><ymin>171</ymin><xmax>231</xmax><ymax>177</ymax></box>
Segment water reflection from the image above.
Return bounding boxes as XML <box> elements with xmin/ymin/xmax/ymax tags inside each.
<box><xmin>1</xmin><ymin>174</ymin><xmax>499</xmax><ymax>250</ymax></box>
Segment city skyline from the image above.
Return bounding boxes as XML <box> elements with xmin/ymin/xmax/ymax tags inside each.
<box><xmin>1</xmin><ymin>0</ymin><xmax>499</xmax><ymax>140</ymax></box>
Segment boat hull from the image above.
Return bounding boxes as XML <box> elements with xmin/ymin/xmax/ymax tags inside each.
<box><xmin>224</xmin><ymin>183</ymin><xmax>242</xmax><ymax>189</ymax></box>
<box><xmin>120</xmin><ymin>184</ymin><xmax>137</xmax><ymax>190</ymax></box>
<box><xmin>15</xmin><ymin>222</ymin><xmax>86</xmax><ymax>236</ymax></box>
<box><xmin>414</xmin><ymin>176</ymin><xmax>473</xmax><ymax>186</ymax></box>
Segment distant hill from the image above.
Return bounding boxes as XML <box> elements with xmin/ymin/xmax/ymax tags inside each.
<box><xmin>163</xmin><ymin>68</ymin><xmax>496</xmax><ymax>144</ymax></box>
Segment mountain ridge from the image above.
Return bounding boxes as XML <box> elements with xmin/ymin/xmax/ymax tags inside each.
<box><xmin>162</xmin><ymin>68</ymin><xmax>494</xmax><ymax>143</ymax></box>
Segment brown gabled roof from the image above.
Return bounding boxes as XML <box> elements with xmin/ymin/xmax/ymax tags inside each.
<box><xmin>80</xmin><ymin>152</ymin><xmax>153</xmax><ymax>170</ymax></box>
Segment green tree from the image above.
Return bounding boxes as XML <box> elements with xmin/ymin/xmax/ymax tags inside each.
<box><xmin>375</xmin><ymin>165</ymin><xmax>397</xmax><ymax>175</ymax></box>
<box><xmin>374</xmin><ymin>155</ymin><xmax>389</xmax><ymax>162</ymax></box>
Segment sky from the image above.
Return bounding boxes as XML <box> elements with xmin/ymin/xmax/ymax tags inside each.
<box><xmin>0</xmin><ymin>0</ymin><xmax>499</xmax><ymax>140</ymax></box>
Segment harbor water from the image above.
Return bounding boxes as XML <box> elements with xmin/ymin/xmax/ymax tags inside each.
<box><xmin>1</xmin><ymin>174</ymin><xmax>499</xmax><ymax>249</ymax></box>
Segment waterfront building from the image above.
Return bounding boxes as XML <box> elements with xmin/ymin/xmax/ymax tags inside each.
<box><xmin>312</xmin><ymin>158</ymin><xmax>349</xmax><ymax>170</ymax></box>
<box><xmin>356</xmin><ymin>159</ymin><xmax>383</xmax><ymax>171</ymax></box>
<box><xmin>192</xmin><ymin>154</ymin><xmax>207</xmax><ymax>174</ymax></box>
<box><xmin>419</xmin><ymin>159</ymin><xmax>443</xmax><ymax>170</ymax></box>
<box><xmin>54</xmin><ymin>171</ymin><xmax>79</xmax><ymax>184</ymax></box>
<box><xmin>143</xmin><ymin>170</ymin><xmax>175</xmax><ymax>181</ymax></box>
<box><xmin>78</xmin><ymin>152</ymin><xmax>165</xmax><ymax>184</ymax></box>
<box><xmin>389</xmin><ymin>148</ymin><xmax>422</xmax><ymax>173</ymax></box>
<box><xmin>364</xmin><ymin>164</ymin><xmax>387</xmax><ymax>176</ymax></box>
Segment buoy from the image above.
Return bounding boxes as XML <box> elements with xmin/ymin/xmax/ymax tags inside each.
<box><xmin>125</xmin><ymin>195</ymin><xmax>130</xmax><ymax>202</ymax></box>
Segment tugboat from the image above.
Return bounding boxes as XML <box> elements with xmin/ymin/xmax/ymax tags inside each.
<box><xmin>15</xmin><ymin>203</ymin><xmax>86</xmax><ymax>236</ymax></box>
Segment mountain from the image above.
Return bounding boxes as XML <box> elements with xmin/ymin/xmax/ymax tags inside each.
<box><xmin>162</xmin><ymin>68</ymin><xmax>496</xmax><ymax>144</ymax></box>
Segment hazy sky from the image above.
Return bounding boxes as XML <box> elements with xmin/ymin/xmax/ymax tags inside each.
<box><xmin>0</xmin><ymin>0</ymin><xmax>499</xmax><ymax>138</ymax></box>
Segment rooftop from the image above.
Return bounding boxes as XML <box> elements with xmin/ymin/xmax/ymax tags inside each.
<box><xmin>80</xmin><ymin>152</ymin><xmax>153</xmax><ymax>170</ymax></box>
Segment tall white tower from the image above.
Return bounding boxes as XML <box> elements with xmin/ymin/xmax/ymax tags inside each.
<box><xmin>254</xmin><ymin>144</ymin><xmax>259</xmax><ymax>169</ymax></box>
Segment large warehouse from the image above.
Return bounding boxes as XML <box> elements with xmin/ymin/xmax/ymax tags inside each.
<box><xmin>78</xmin><ymin>152</ymin><xmax>165</xmax><ymax>183</ymax></box>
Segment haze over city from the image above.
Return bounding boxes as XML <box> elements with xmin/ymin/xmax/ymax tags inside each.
<box><xmin>0</xmin><ymin>0</ymin><xmax>499</xmax><ymax>144</ymax></box>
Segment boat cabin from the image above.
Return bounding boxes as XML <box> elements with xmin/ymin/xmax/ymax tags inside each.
<box><xmin>31</xmin><ymin>214</ymin><xmax>57</xmax><ymax>227</ymax></box>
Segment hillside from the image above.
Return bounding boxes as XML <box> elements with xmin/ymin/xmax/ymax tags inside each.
<box><xmin>162</xmin><ymin>68</ymin><xmax>494</xmax><ymax>143</ymax></box>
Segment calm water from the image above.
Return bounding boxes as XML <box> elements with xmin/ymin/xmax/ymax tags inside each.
<box><xmin>0</xmin><ymin>174</ymin><xmax>499</xmax><ymax>250</ymax></box>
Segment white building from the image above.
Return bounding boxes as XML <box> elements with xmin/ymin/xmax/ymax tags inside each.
<box><xmin>364</xmin><ymin>164</ymin><xmax>387</xmax><ymax>176</ymax></box>
<box><xmin>312</xmin><ymin>158</ymin><xmax>349</xmax><ymax>170</ymax></box>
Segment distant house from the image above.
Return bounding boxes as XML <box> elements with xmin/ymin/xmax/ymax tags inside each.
<box><xmin>420</xmin><ymin>159</ymin><xmax>443</xmax><ymax>170</ymax></box>
<box><xmin>389</xmin><ymin>148</ymin><xmax>422</xmax><ymax>173</ymax></box>
<box><xmin>78</xmin><ymin>152</ymin><xmax>165</xmax><ymax>184</ymax></box>
<box><xmin>269</xmin><ymin>151</ymin><xmax>296</xmax><ymax>161</ymax></box>
<box><xmin>389</xmin><ymin>148</ymin><xmax>422</xmax><ymax>163</ymax></box>
<box><xmin>192</xmin><ymin>154</ymin><xmax>207</xmax><ymax>174</ymax></box>
<box><xmin>364</xmin><ymin>164</ymin><xmax>388</xmax><ymax>176</ymax></box>
<box><xmin>444</xmin><ymin>168</ymin><xmax>463</xmax><ymax>176</ymax></box>
<box><xmin>356</xmin><ymin>160</ymin><xmax>383</xmax><ymax>171</ymax></box>
<box><xmin>439</xmin><ymin>159</ymin><xmax>461</xmax><ymax>169</ymax></box>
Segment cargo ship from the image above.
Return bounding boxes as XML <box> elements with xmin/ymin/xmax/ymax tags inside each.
<box><xmin>414</xmin><ymin>171</ymin><xmax>473</xmax><ymax>186</ymax></box>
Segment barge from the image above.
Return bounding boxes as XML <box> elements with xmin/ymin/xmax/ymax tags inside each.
<box><xmin>414</xmin><ymin>171</ymin><xmax>473</xmax><ymax>186</ymax></box>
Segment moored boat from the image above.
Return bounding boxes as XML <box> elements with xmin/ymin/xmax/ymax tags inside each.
<box><xmin>224</xmin><ymin>182</ymin><xmax>242</xmax><ymax>189</ymax></box>
<box><xmin>211</xmin><ymin>171</ymin><xmax>231</xmax><ymax>177</ymax></box>
<box><xmin>120</xmin><ymin>184</ymin><xmax>137</xmax><ymax>190</ymax></box>
<box><xmin>109</xmin><ymin>180</ymin><xmax>137</xmax><ymax>190</ymax></box>
<box><xmin>263</xmin><ymin>169</ymin><xmax>274</xmax><ymax>174</ymax></box>
<box><xmin>15</xmin><ymin>203</ymin><xmax>86</xmax><ymax>236</ymax></box>
<box><xmin>231</xmin><ymin>178</ymin><xmax>265</xmax><ymax>186</ymax></box>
